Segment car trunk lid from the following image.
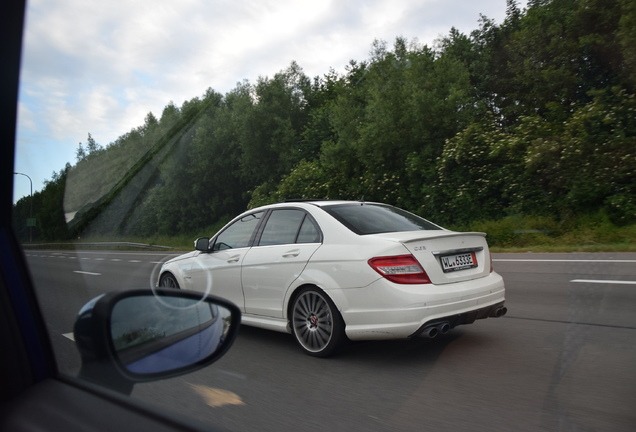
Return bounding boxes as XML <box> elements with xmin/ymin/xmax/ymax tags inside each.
<box><xmin>372</xmin><ymin>231</ymin><xmax>492</xmax><ymax>285</ymax></box>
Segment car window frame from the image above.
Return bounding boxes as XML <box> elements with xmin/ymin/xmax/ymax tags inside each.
<box><xmin>255</xmin><ymin>208</ymin><xmax>322</xmax><ymax>247</ymax></box>
<box><xmin>209</xmin><ymin>210</ymin><xmax>265</xmax><ymax>252</ymax></box>
<box><xmin>295</xmin><ymin>213</ymin><xmax>322</xmax><ymax>244</ymax></box>
<box><xmin>249</xmin><ymin>207</ymin><xmax>322</xmax><ymax>247</ymax></box>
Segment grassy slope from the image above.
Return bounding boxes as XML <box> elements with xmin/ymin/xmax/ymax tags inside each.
<box><xmin>61</xmin><ymin>214</ymin><xmax>634</xmax><ymax>253</ymax></box>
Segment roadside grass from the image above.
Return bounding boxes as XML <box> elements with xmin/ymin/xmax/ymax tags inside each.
<box><xmin>59</xmin><ymin>220</ymin><xmax>230</xmax><ymax>251</ymax></box>
<box><xmin>455</xmin><ymin>213</ymin><xmax>635</xmax><ymax>253</ymax></box>
<box><xmin>489</xmin><ymin>243</ymin><xmax>635</xmax><ymax>253</ymax></box>
<box><xmin>23</xmin><ymin>213</ymin><xmax>635</xmax><ymax>253</ymax></box>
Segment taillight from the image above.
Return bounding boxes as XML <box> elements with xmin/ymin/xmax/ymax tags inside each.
<box><xmin>368</xmin><ymin>255</ymin><xmax>431</xmax><ymax>284</ymax></box>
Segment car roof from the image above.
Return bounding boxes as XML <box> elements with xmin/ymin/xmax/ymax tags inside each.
<box><xmin>247</xmin><ymin>200</ymin><xmax>386</xmax><ymax>213</ymax></box>
<box><xmin>276</xmin><ymin>199</ymin><xmax>382</xmax><ymax>207</ymax></box>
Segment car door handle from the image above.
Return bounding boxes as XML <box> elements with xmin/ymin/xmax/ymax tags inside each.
<box><xmin>282</xmin><ymin>250</ymin><xmax>300</xmax><ymax>258</ymax></box>
<box><xmin>227</xmin><ymin>255</ymin><xmax>241</xmax><ymax>263</ymax></box>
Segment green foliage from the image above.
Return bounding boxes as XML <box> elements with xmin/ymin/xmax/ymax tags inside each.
<box><xmin>521</xmin><ymin>87</ymin><xmax>636</xmax><ymax>223</ymax></box>
<box><xmin>15</xmin><ymin>0</ymin><xmax>636</xmax><ymax>244</ymax></box>
<box><xmin>433</xmin><ymin>115</ymin><xmax>523</xmax><ymax>224</ymax></box>
<box><xmin>559</xmin><ymin>88</ymin><xmax>635</xmax><ymax>222</ymax></box>
<box><xmin>249</xmin><ymin>159</ymin><xmax>348</xmax><ymax>207</ymax></box>
<box><xmin>467</xmin><ymin>212</ymin><xmax>635</xmax><ymax>249</ymax></box>
<box><xmin>238</xmin><ymin>62</ymin><xmax>313</xmax><ymax>186</ymax></box>
<box><xmin>468</xmin><ymin>215</ymin><xmax>559</xmax><ymax>248</ymax></box>
<box><xmin>618</xmin><ymin>0</ymin><xmax>636</xmax><ymax>90</ymax></box>
<box><xmin>13</xmin><ymin>165</ymin><xmax>70</xmax><ymax>242</ymax></box>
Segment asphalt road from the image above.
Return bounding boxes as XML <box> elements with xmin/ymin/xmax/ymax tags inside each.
<box><xmin>25</xmin><ymin>250</ymin><xmax>636</xmax><ymax>432</ymax></box>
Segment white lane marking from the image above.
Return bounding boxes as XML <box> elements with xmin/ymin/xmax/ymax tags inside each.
<box><xmin>27</xmin><ymin>254</ymin><xmax>169</xmax><ymax>264</ymax></box>
<box><xmin>73</xmin><ymin>271</ymin><xmax>101</xmax><ymax>276</ymax></box>
<box><xmin>62</xmin><ymin>332</ymin><xmax>75</xmax><ymax>341</ymax></box>
<box><xmin>69</xmin><ymin>251</ymin><xmax>180</xmax><ymax>256</ymax></box>
<box><xmin>25</xmin><ymin>253</ymin><xmax>173</xmax><ymax>264</ymax></box>
<box><xmin>571</xmin><ymin>279</ymin><xmax>636</xmax><ymax>285</ymax></box>
<box><xmin>494</xmin><ymin>259</ymin><xmax>636</xmax><ymax>263</ymax></box>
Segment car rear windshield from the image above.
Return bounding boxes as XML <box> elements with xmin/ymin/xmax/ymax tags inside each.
<box><xmin>322</xmin><ymin>203</ymin><xmax>442</xmax><ymax>235</ymax></box>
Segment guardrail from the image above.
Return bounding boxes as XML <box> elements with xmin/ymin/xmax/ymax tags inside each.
<box><xmin>20</xmin><ymin>242</ymin><xmax>177</xmax><ymax>250</ymax></box>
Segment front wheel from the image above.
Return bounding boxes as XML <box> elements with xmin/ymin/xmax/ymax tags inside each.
<box><xmin>291</xmin><ymin>287</ymin><xmax>345</xmax><ymax>357</ymax></box>
<box><xmin>158</xmin><ymin>272</ymin><xmax>180</xmax><ymax>289</ymax></box>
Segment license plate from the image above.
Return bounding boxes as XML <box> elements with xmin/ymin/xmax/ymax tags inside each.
<box><xmin>440</xmin><ymin>252</ymin><xmax>477</xmax><ymax>272</ymax></box>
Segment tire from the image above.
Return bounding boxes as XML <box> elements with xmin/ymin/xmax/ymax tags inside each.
<box><xmin>158</xmin><ymin>272</ymin><xmax>180</xmax><ymax>289</ymax></box>
<box><xmin>291</xmin><ymin>287</ymin><xmax>345</xmax><ymax>357</ymax></box>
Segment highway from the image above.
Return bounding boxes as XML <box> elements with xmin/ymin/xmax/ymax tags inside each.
<box><xmin>25</xmin><ymin>250</ymin><xmax>636</xmax><ymax>431</ymax></box>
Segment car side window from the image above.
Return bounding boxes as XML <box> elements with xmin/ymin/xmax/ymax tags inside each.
<box><xmin>258</xmin><ymin>209</ymin><xmax>319</xmax><ymax>246</ymax></box>
<box><xmin>296</xmin><ymin>215</ymin><xmax>321</xmax><ymax>243</ymax></box>
<box><xmin>212</xmin><ymin>211</ymin><xmax>263</xmax><ymax>251</ymax></box>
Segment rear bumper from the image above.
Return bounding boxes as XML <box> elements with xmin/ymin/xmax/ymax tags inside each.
<box><xmin>409</xmin><ymin>301</ymin><xmax>507</xmax><ymax>338</ymax></box>
<box><xmin>330</xmin><ymin>272</ymin><xmax>505</xmax><ymax>341</ymax></box>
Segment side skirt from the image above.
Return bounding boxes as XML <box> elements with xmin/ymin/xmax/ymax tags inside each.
<box><xmin>241</xmin><ymin>314</ymin><xmax>291</xmax><ymax>334</ymax></box>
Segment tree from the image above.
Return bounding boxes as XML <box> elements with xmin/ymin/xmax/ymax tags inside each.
<box><xmin>85</xmin><ymin>133</ymin><xmax>101</xmax><ymax>154</ymax></box>
<box><xmin>526</xmin><ymin>88</ymin><xmax>636</xmax><ymax>223</ymax></box>
<box><xmin>20</xmin><ymin>0</ymin><xmax>636</xmax><ymax>241</ymax></box>
<box><xmin>75</xmin><ymin>143</ymin><xmax>86</xmax><ymax>162</ymax></box>
<box><xmin>239</xmin><ymin>62</ymin><xmax>312</xmax><ymax>188</ymax></box>
<box><xmin>433</xmin><ymin>115</ymin><xmax>527</xmax><ymax>224</ymax></box>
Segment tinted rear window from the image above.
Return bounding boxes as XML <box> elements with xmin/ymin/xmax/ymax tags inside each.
<box><xmin>322</xmin><ymin>204</ymin><xmax>441</xmax><ymax>235</ymax></box>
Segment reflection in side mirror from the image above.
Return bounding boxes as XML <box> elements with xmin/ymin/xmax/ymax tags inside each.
<box><xmin>194</xmin><ymin>237</ymin><xmax>210</xmax><ymax>251</ymax></box>
<box><xmin>111</xmin><ymin>295</ymin><xmax>232</xmax><ymax>375</ymax></box>
<box><xmin>74</xmin><ymin>288</ymin><xmax>241</xmax><ymax>394</ymax></box>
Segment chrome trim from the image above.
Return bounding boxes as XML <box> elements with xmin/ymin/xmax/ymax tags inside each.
<box><xmin>431</xmin><ymin>246</ymin><xmax>484</xmax><ymax>256</ymax></box>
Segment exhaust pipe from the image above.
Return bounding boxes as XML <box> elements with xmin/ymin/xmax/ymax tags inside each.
<box><xmin>490</xmin><ymin>306</ymin><xmax>507</xmax><ymax>318</ymax></box>
<box><xmin>421</xmin><ymin>326</ymin><xmax>439</xmax><ymax>338</ymax></box>
<box><xmin>437</xmin><ymin>322</ymin><xmax>450</xmax><ymax>335</ymax></box>
<box><xmin>419</xmin><ymin>322</ymin><xmax>451</xmax><ymax>338</ymax></box>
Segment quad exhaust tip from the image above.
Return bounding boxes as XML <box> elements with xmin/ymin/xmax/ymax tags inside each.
<box><xmin>421</xmin><ymin>322</ymin><xmax>450</xmax><ymax>338</ymax></box>
<box><xmin>422</xmin><ymin>326</ymin><xmax>439</xmax><ymax>338</ymax></box>
<box><xmin>437</xmin><ymin>322</ymin><xmax>450</xmax><ymax>335</ymax></box>
<box><xmin>491</xmin><ymin>306</ymin><xmax>508</xmax><ymax>318</ymax></box>
<box><xmin>419</xmin><ymin>305</ymin><xmax>506</xmax><ymax>339</ymax></box>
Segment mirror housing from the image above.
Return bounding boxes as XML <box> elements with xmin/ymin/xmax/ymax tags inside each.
<box><xmin>194</xmin><ymin>237</ymin><xmax>210</xmax><ymax>251</ymax></box>
<box><xmin>74</xmin><ymin>288</ymin><xmax>241</xmax><ymax>393</ymax></box>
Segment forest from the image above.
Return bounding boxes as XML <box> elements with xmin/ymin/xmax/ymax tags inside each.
<box><xmin>12</xmin><ymin>0</ymin><xmax>636</xmax><ymax>248</ymax></box>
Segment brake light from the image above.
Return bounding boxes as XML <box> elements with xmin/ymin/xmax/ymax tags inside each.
<box><xmin>368</xmin><ymin>255</ymin><xmax>431</xmax><ymax>284</ymax></box>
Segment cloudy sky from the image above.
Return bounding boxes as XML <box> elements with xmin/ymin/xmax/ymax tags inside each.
<box><xmin>14</xmin><ymin>0</ymin><xmax>526</xmax><ymax>202</ymax></box>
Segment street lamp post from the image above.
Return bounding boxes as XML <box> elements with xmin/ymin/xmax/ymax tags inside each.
<box><xmin>13</xmin><ymin>171</ymin><xmax>33</xmax><ymax>242</ymax></box>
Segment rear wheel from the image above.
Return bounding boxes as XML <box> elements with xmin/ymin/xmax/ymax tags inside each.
<box><xmin>159</xmin><ymin>272</ymin><xmax>180</xmax><ymax>289</ymax></box>
<box><xmin>291</xmin><ymin>287</ymin><xmax>345</xmax><ymax>357</ymax></box>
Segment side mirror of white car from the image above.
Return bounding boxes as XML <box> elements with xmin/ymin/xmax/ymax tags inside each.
<box><xmin>194</xmin><ymin>237</ymin><xmax>210</xmax><ymax>251</ymax></box>
<box><xmin>73</xmin><ymin>288</ymin><xmax>241</xmax><ymax>394</ymax></box>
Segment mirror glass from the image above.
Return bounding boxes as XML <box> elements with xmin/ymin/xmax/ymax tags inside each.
<box><xmin>110</xmin><ymin>295</ymin><xmax>233</xmax><ymax>375</ymax></box>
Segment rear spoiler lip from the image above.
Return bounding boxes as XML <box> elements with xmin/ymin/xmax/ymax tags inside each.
<box><xmin>400</xmin><ymin>231</ymin><xmax>487</xmax><ymax>244</ymax></box>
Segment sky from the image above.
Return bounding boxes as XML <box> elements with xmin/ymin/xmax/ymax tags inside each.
<box><xmin>13</xmin><ymin>0</ymin><xmax>526</xmax><ymax>202</ymax></box>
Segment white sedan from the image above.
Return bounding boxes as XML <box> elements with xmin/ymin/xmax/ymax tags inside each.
<box><xmin>158</xmin><ymin>200</ymin><xmax>506</xmax><ymax>356</ymax></box>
